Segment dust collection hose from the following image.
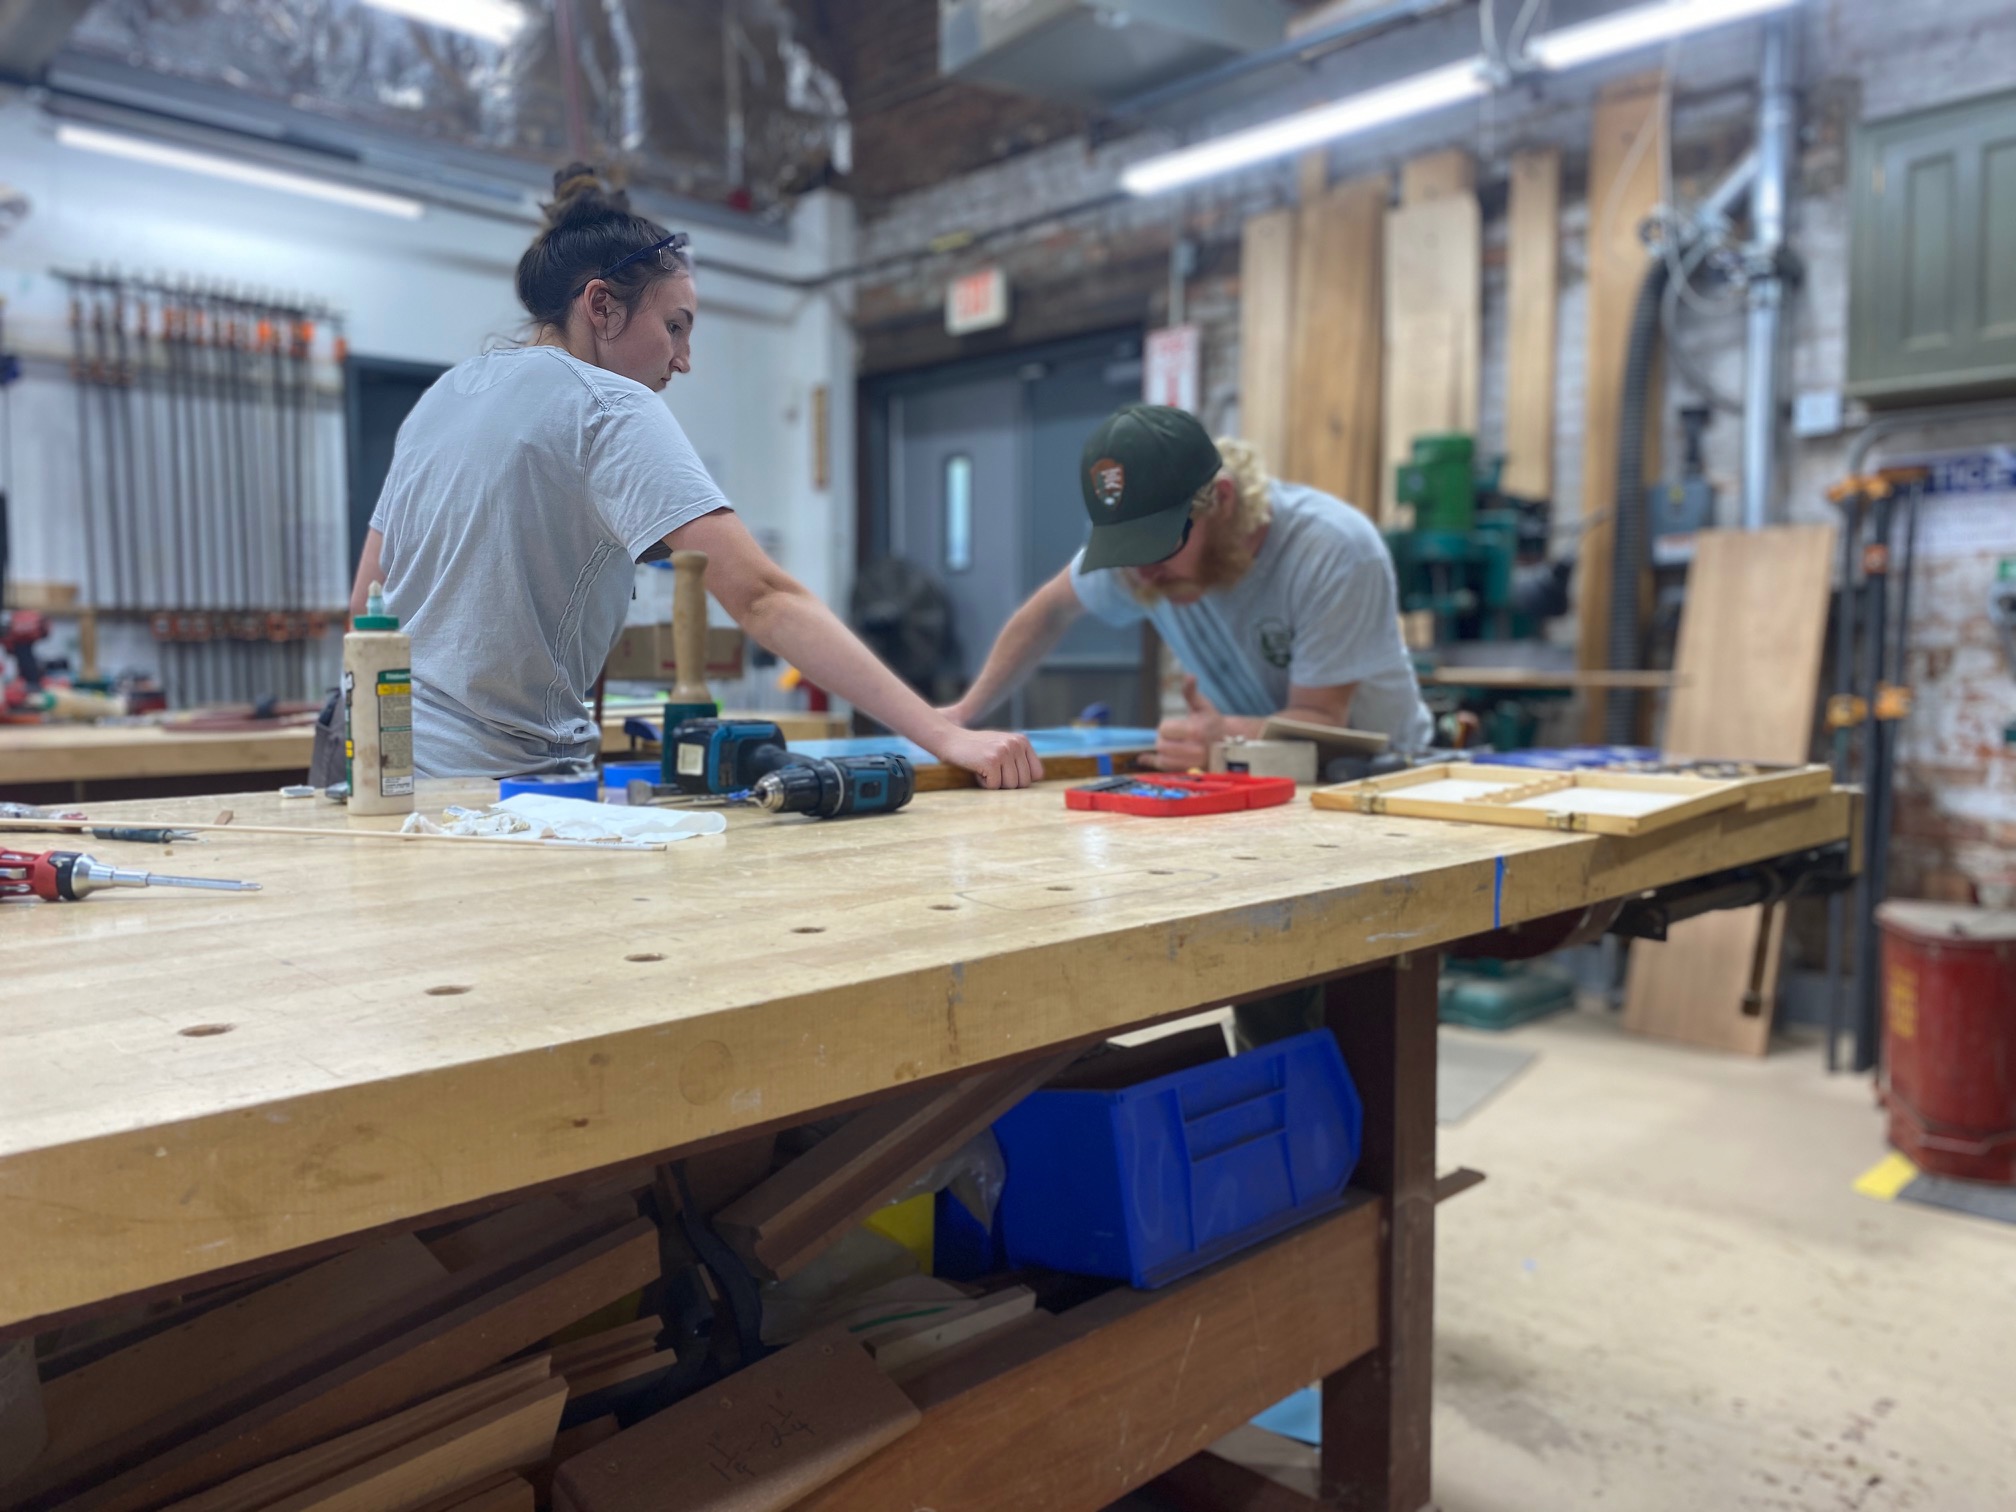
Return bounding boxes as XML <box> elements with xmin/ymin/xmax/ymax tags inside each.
<box><xmin>1604</xmin><ymin>256</ymin><xmax>1674</xmax><ymax>745</ymax></box>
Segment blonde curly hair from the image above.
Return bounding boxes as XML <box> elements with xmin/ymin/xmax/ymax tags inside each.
<box><xmin>1189</xmin><ymin>436</ymin><xmax>1274</xmax><ymax>532</ymax></box>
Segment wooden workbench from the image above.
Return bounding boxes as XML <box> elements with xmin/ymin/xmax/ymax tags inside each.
<box><xmin>0</xmin><ymin>779</ymin><xmax>1854</xmax><ymax>1510</ymax></box>
<box><xmin>0</xmin><ymin>710</ymin><xmax>848</xmax><ymax>801</ymax></box>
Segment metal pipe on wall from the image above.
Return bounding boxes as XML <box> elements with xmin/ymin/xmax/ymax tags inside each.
<box><xmin>1740</xmin><ymin>13</ymin><xmax>1794</xmax><ymax>530</ymax></box>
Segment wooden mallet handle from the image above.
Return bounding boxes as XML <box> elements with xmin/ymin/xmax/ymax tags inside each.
<box><xmin>670</xmin><ymin>550</ymin><xmax>712</xmax><ymax>706</ymax></box>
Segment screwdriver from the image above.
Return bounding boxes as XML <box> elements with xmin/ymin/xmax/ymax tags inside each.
<box><xmin>0</xmin><ymin>849</ymin><xmax>261</xmax><ymax>903</ymax></box>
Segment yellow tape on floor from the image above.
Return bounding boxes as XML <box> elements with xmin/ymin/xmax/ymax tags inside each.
<box><xmin>1853</xmin><ymin>1152</ymin><xmax>1920</xmax><ymax>1201</ymax></box>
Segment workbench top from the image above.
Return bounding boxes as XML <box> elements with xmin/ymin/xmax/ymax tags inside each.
<box><xmin>0</xmin><ymin>721</ymin><xmax>318</xmax><ymax>785</ymax></box>
<box><xmin>0</xmin><ymin>710</ymin><xmax>848</xmax><ymax>787</ymax></box>
<box><xmin>0</xmin><ymin>779</ymin><xmax>1854</xmax><ymax>1332</ymax></box>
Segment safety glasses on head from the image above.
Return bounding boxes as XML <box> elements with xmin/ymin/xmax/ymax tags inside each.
<box><xmin>572</xmin><ymin>231</ymin><xmax>690</xmax><ymax>299</ymax></box>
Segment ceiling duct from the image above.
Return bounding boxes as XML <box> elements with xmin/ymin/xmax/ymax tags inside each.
<box><xmin>57</xmin><ymin>0</ymin><xmax>849</xmax><ymax>215</ymax></box>
<box><xmin>940</xmin><ymin>0</ymin><xmax>1291</xmax><ymax>107</ymax></box>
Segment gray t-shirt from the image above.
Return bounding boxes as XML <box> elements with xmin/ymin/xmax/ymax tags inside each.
<box><xmin>1070</xmin><ymin>480</ymin><xmax>1433</xmax><ymax>752</ymax></box>
<box><xmin>370</xmin><ymin>346</ymin><xmax>728</xmax><ymax>778</ymax></box>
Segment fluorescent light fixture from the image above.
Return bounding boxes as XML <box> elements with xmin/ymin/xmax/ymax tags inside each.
<box><xmin>1121</xmin><ymin>59</ymin><xmax>1486</xmax><ymax>196</ymax></box>
<box><xmin>1119</xmin><ymin>0</ymin><xmax>1803</xmax><ymax>196</ymax></box>
<box><xmin>1529</xmin><ymin>0</ymin><xmax>1802</xmax><ymax>71</ymax></box>
<box><xmin>55</xmin><ymin>123</ymin><xmax>426</xmax><ymax>220</ymax></box>
<box><xmin>360</xmin><ymin>0</ymin><xmax>528</xmax><ymax>46</ymax></box>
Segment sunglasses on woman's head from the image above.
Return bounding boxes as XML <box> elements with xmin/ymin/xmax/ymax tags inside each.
<box><xmin>573</xmin><ymin>232</ymin><xmax>690</xmax><ymax>299</ymax></box>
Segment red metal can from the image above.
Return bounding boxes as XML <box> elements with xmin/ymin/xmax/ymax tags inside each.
<box><xmin>1877</xmin><ymin>902</ymin><xmax>2016</xmax><ymax>1184</ymax></box>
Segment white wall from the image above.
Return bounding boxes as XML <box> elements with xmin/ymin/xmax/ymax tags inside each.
<box><xmin>0</xmin><ymin>89</ymin><xmax>855</xmax><ymax>695</ymax></box>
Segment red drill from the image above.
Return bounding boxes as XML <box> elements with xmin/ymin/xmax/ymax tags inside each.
<box><xmin>0</xmin><ymin>849</ymin><xmax>261</xmax><ymax>902</ymax></box>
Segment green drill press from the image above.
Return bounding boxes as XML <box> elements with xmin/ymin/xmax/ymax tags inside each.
<box><xmin>1386</xmin><ymin>433</ymin><xmax>1560</xmax><ymax>643</ymax></box>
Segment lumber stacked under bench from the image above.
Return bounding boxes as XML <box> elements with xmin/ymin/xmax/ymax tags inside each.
<box><xmin>1</xmin><ymin>1038</ymin><xmax>1382</xmax><ymax>1512</ymax></box>
<box><xmin>0</xmin><ymin>1059</ymin><xmax>1087</xmax><ymax>1512</ymax></box>
<box><xmin>1</xmin><ymin>1196</ymin><xmax>660</xmax><ymax>1512</ymax></box>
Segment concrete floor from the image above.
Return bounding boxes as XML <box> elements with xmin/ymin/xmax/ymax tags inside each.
<box><xmin>1126</xmin><ymin>1006</ymin><xmax>2016</xmax><ymax>1512</ymax></box>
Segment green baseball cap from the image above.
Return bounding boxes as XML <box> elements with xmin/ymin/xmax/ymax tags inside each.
<box><xmin>1079</xmin><ymin>405</ymin><xmax>1223</xmax><ymax>571</ymax></box>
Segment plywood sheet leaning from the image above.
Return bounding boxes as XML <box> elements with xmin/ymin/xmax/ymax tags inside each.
<box><xmin>1382</xmin><ymin>152</ymin><xmax>1480</xmax><ymax>522</ymax></box>
<box><xmin>1576</xmin><ymin>74</ymin><xmax>1667</xmax><ymax>739</ymax></box>
<box><xmin>1501</xmin><ymin>148</ymin><xmax>1561</xmax><ymax>502</ymax></box>
<box><xmin>1239</xmin><ymin>208</ymin><xmax>1298</xmax><ymax>474</ymax></box>
<box><xmin>1286</xmin><ymin>172</ymin><xmax>1387</xmax><ymax>515</ymax></box>
<box><xmin>1623</xmin><ymin>524</ymin><xmax>1839</xmax><ymax>1055</ymax></box>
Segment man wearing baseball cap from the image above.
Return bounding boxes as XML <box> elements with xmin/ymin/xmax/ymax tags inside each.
<box><xmin>943</xmin><ymin>404</ymin><xmax>1431</xmax><ymax>768</ymax></box>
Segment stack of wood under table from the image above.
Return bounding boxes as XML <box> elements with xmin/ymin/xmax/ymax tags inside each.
<box><xmin>8</xmin><ymin>1040</ymin><xmax>1362</xmax><ymax>1512</ymax></box>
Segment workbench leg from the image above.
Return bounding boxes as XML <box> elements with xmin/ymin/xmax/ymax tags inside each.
<box><xmin>1319</xmin><ymin>956</ymin><xmax>1438</xmax><ymax>1512</ymax></box>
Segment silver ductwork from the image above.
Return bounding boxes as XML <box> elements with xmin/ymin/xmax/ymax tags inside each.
<box><xmin>940</xmin><ymin>0</ymin><xmax>1291</xmax><ymax>107</ymax></box>
<box><xmin>62</xmin><ymin>0</ymin><xmax>849</xmax><ymax>213</ymax></box>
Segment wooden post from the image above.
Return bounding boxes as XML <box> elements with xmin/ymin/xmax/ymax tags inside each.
<box><xmin>1319</xmin><ymin>957</ymin><xmax>1438</xmax><ymax>1512</ymax></box>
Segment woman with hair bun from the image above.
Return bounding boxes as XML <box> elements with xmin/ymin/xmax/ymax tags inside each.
<box><xmin>350</xmin><ymin>164</ymin><xmax>1040</xmax><ymax>788</ymax></box>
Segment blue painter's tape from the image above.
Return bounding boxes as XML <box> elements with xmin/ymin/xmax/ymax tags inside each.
<box><xmin>1493</xmin><ymin>856</ymin><xmax>1506</xmax><ymax>929</ymax></box>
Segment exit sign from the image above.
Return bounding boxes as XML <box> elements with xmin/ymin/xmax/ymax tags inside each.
<box><xmin>945</xmin><ymin>267</ymin><xmax>1010</xmax><ymax>336</ymax></box>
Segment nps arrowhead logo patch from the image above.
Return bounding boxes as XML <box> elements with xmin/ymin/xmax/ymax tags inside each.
<box><xmin>1089</xmin><ymin>457</ymin><xmax>1126</xmax><ymax>511</ymax></box>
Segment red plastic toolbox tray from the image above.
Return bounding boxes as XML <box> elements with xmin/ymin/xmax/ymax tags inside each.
<box><xmin>1064</xmin><ymin>772</ymin><xmax>1297</xmax><ymax>817</ymax></box>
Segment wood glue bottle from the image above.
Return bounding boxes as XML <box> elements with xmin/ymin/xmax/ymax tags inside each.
<box><xmin>343</xmin><ymin>583</ymin><xmax>415</xmax><ymax>817</ymax></box>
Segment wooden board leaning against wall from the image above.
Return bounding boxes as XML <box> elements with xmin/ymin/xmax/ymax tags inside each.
<box><xmin>1502</xmin><ymin>147</ymin><xmax>1562</xmax><ymax>502</ymax></box>
<box><xmin>1622</xmin><ymin>524</ymin><xmax>1839</xmax><ymax>1055</ymax></box>
<box><xmin>1577</xmin><ymin>72</ymin><xmax>1669</xmax><ymax>740</ymax></box>
<box><xmin>1382</xmin><ymin>149</ymin><xmax>1481</xmax><ymax>524</ymax></box>
<box><xmin>1274</xmin><ymin>153</ymin><xmax>1387</xmax><ymax>520</ymax></box>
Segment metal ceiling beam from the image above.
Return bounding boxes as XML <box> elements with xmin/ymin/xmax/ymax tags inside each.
<box><xmin>0</xmin><ymin>0</ymin><xmax>95</xmax><ymax>82</ymax></box>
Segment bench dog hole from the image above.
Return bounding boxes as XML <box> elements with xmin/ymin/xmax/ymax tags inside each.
<box><xmin>178</xmin><ymin>1023</ymin><xmax>233</xmax><ymax>1038</ymax></box>
<box><xmin>793</xmin><ymin>926</ymin><xmax>826</xmax><ymax>935</ymax></box>
<box><xmin>425</xmin><ymin>985</ymin><xmax>472</xmax><ymax>997</ymax></box>
<box><xmin>626</xmin><ymin>952</ymin><xmax>665</xmax><ymax>963</ymax></box>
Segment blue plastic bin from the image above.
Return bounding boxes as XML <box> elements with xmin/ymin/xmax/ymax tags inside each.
<box><xmin>993</xmin><ymin>1027</ymin><xmax>1362</xmax><ymax>1289</ymax></box>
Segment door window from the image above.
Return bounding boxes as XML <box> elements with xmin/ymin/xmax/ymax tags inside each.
<box><xmin>944</xmin><ymin>453</ymin><xmax>974</xmax><ymax>572</ymax></box>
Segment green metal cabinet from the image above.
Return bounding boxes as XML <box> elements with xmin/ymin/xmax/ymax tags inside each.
<box><xmin>1849</xmin><ymin>87</ymin><xmax>2016</xmax><ymax>405</ymax></box>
